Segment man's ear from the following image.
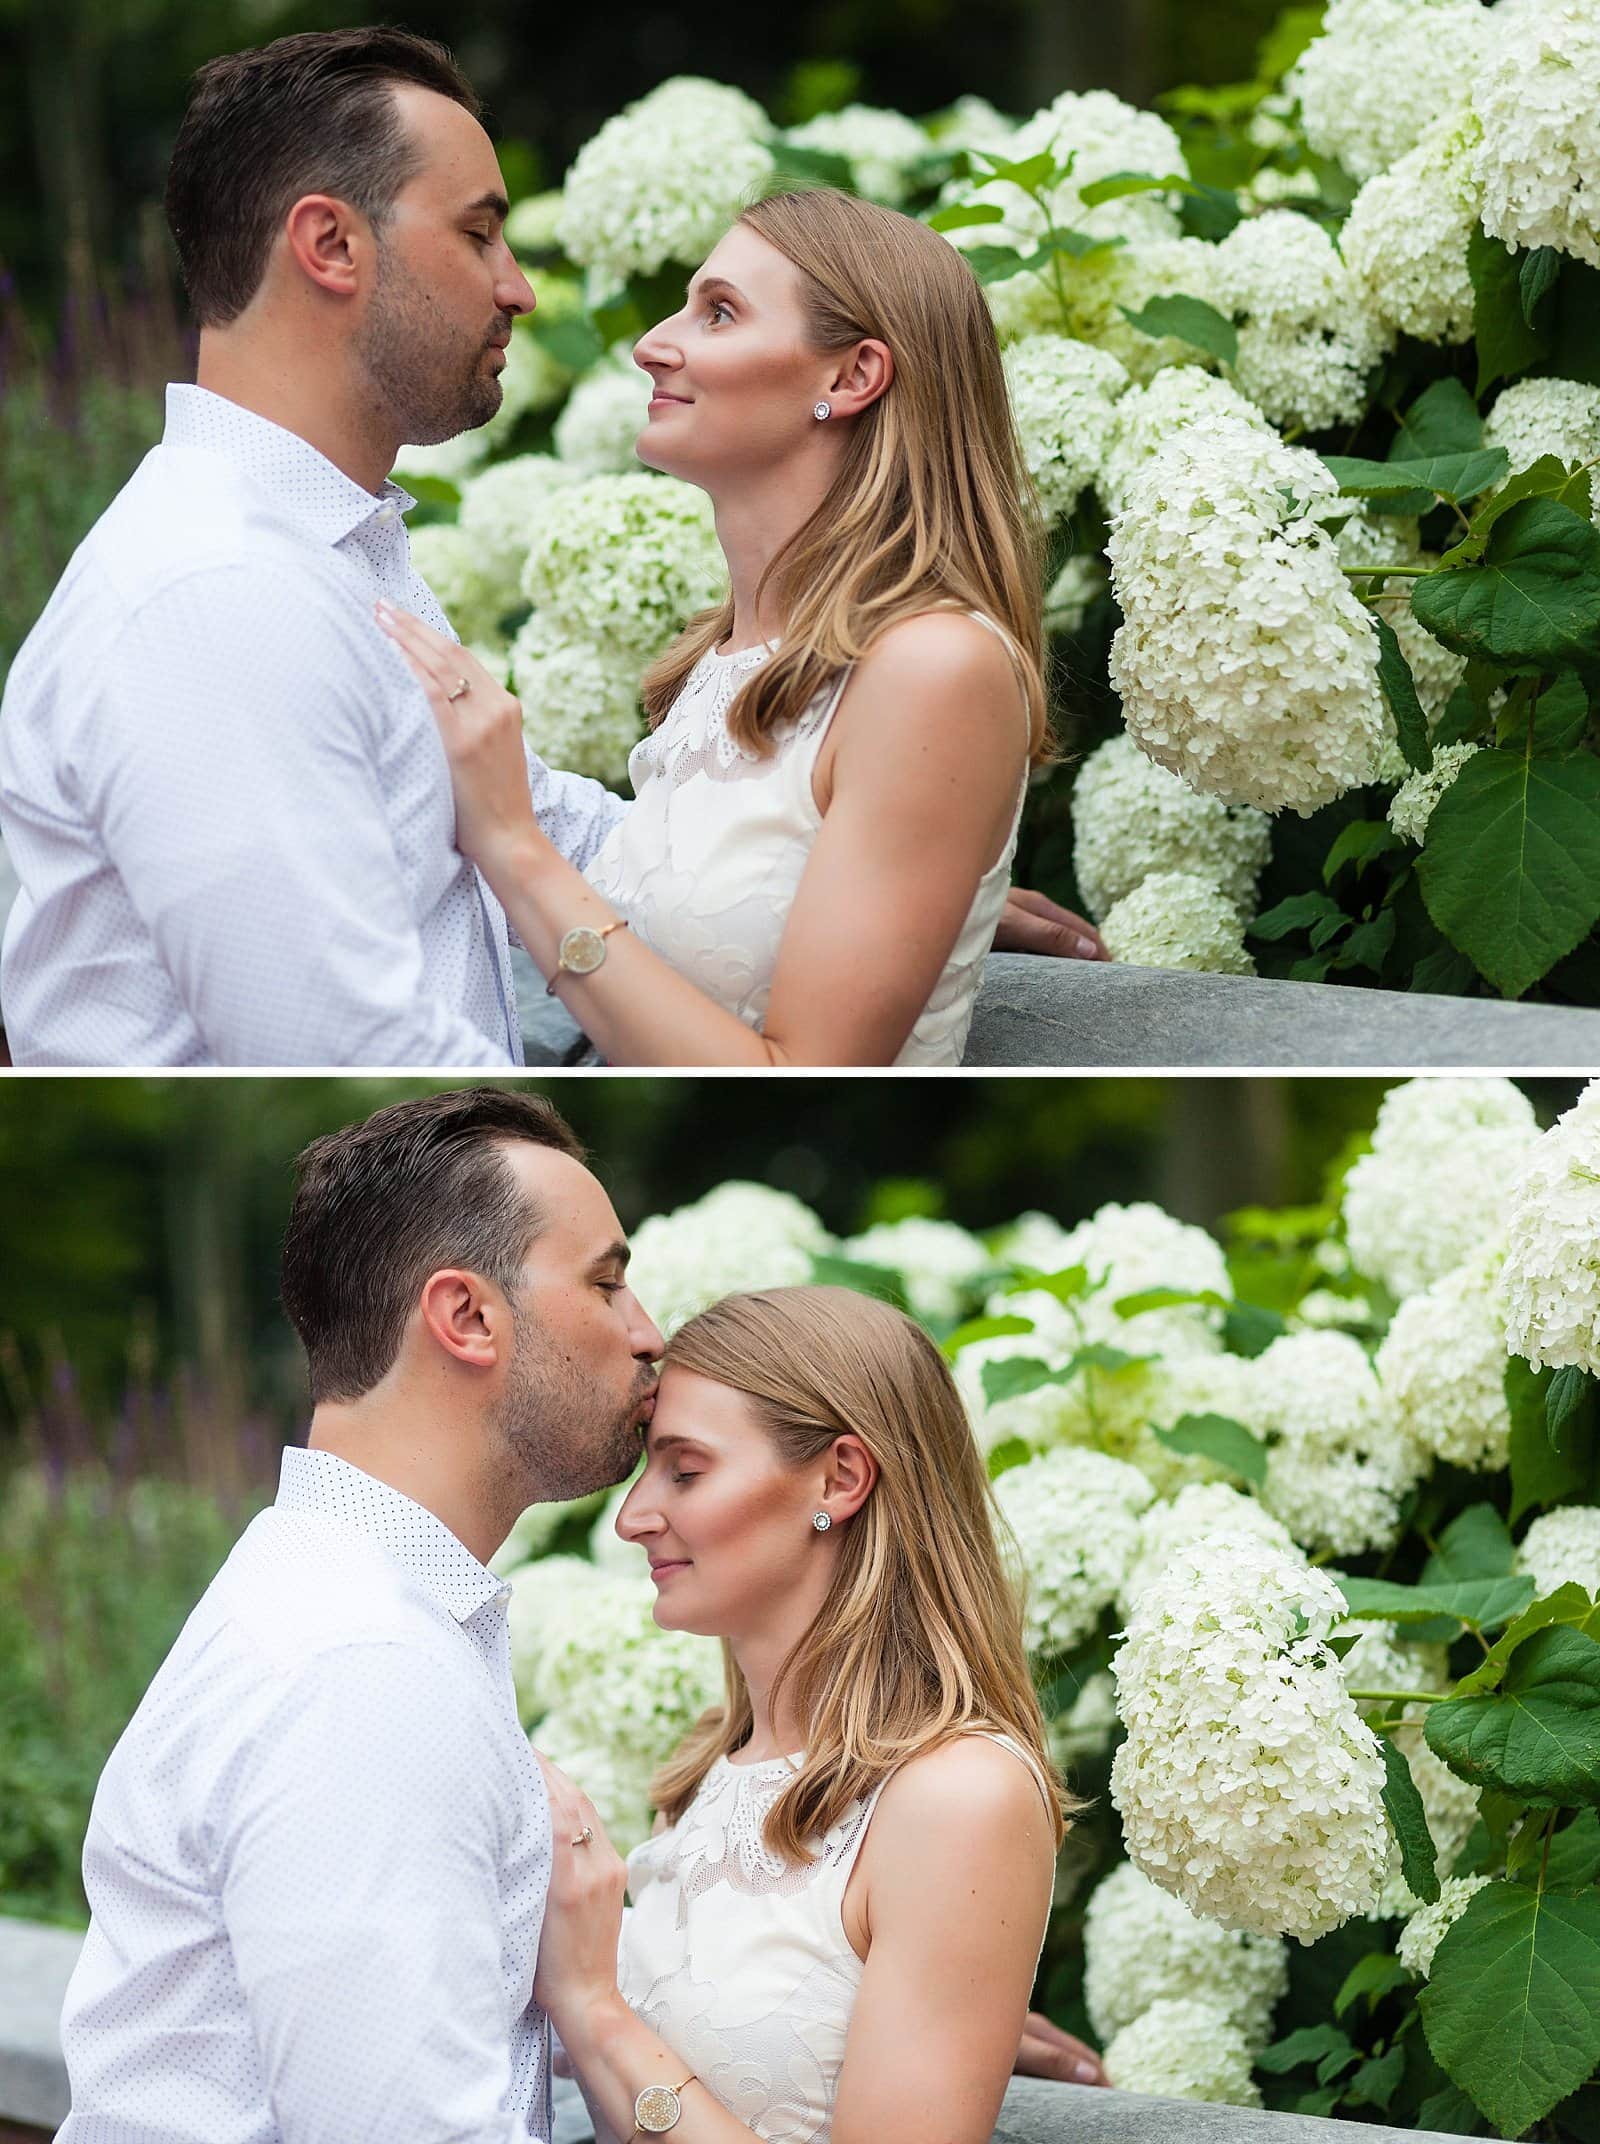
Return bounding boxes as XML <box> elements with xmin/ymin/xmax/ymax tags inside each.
<box><xmin>417</xmin><ymin>1268</ymin><xmax>501</xmax><ymax>1370</ymax></box>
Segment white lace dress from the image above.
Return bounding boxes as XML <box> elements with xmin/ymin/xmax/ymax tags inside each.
<box><xmin>615</xmin><ymin>1735</ymin><xmax>1047</xmax><ymax>2144</ymax></box>
<box><xmin>582</xmin><ymin>626</ymin><xmax>1028</xmax><ymax>1067</ymax></box>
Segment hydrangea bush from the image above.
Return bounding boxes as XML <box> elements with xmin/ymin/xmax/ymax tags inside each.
<box><xmin>397</xmin><ymin>5</ymin><xmax>1600</xmax><ymax>1005</ymax></box>
<box><xmin>498</xmin><ymin>1076</ymin><xmax>1600</xmax><ymax>2134</ymax></box>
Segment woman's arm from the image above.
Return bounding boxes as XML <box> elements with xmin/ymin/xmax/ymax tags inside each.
<box><xmin>377</xmin><ymin>604</ymin><xmax>1024</xmax><ymax>1066</ymax></box>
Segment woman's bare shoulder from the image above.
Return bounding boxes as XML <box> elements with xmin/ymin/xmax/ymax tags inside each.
<box><xmin>874</xmin><ymin>1733</ymin><xmax>1050</xmax><ymax>1835</ymax></box>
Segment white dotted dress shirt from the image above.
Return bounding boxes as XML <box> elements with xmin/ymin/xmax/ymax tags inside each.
<box><xmin>56</xmin><ymin>1445</ymin><xmax>555</xmax><ymax>2144</ymax></box>
<box><xmin>0</xmin><ymin>385</ymin><xmax>626</xmax><ymax>1066</ymax></box>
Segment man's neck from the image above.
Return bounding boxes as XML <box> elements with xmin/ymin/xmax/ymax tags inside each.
<box><xmin>308</xmin><ymin>1408</ymin><xmax>510</xmax><ymax>1565</ymax></box>
<box><xmin>196</xmin><ymin>334</ymin><xmax>399</xmax><ymax>496</ymax></box>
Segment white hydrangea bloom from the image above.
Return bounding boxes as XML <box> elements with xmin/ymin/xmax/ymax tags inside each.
<box><xmin>491</xmin><ymin>1494</ymin><xmax>601</xmax><ymax>1576</ymax></box>
<box><xmin>1044</xmin><ymin>553</ymin><xmax>1108</xmax><ymax>638</ymax></box>
<box><xmin>1121</xmin><ymin>1482</ymin><xmax>1294</xmax><ymax>1619</ymax></box>
<box><xmin>504</xmin><ymin>190</ymin><xmax>567</xmax><ymax>257</ymax></box>
<box><xmin>477</xmin><ymin>310</ymin><xmax>583</xmax><ymax>453</ymax></box>
<box><xmin>587</xmin><ymin>1477</ymin><xmax>645</xmax><ymax>1575</ymax></box>
<box><xmin>1073</xmin><ymin>734</ymin><xmax>1271</xmax><ymax>924</ymax></box>
<box><xmin>1084</xmin><ymin>1860</ymin><xmax>1288</xmax><ymax>2048</ymax></box>
<box><xmin>993</xmin><ymin>1447</ymin><xmax>1155</xmax><ymax>1655</ymax></box>
<box><xmin>997</xmin><ymin>1198</ymin><xmax>1232</xmax><ymax>1359</ymax></box>
<box><xmin>1132</xmin><ymin>1349</ymin><xmax>1270</xmax><ymax>1499</ymax></box>
<box><xmin>559</xmin><ymin>80</ymin><xmax>775</xmax><ymax>287</ymax></box>
<box><xmin>1101</xmin><ymin>873</ymin><xmax>1255</xmax><ymax>976</ymax></box>
<box><xmin>1397</xmin><ymin>1874</ymin><xmax>1493</xmax><ymax>1978</ymax></box>
<box><xmin>1003</xmin><ymin>335</ymin><xmax>1131</xmax><ymax>521</ymax></box>
<box><xmin>521</xmin><ymin>474</ymin><xmax>726</xmax><ymax>660</ymax></box>
<box><xmin>928</xmin><ymin>95</ymin><xmax>1018</xmax><ymax>155</ymax></box>
<box><xmin>1376</xmin><ymin>1249</ymin><xmax>1512</xmax><ymax>1470</ymax></box>
<box><xmin>1335</xmin><ymin>512</ymin><xmax>1468</xmax><ymax>739</ymax></box>
<box><xmin>1388</xmin><ymin>742</ymin><xmax>1482</xmax><ymax>845</ymax></box>
<box><xmin>458</xmin><ymin>453</ymin><xmax>582</xmax><ymax>599</ymax></box>
<box><xmin>959</xmin><ymin>88</ymin><xmax>1190</xmax><ymax>253</ymax></box>
<box><xmin>553</xmin><ymin>350</ymin><xmax>652</xmax><ymax>475</ymax></box>
<box><xmin>1471</xmin><ymin>0</ymin><xmax>1600</xmax><ymax>267</ymax></box>
<box><xmin>1048</xmin><ymin>1670</ymin><xmax>1120</xmax><ymax>1768</ymax></box>
<box><xmin>626</xmin><ymin>1181</ymin><xmax>835</xmax><ymax>1336</ymax></box>
<box><xmin>1063</xmin><ymin>237</ymin><xmax>1232</xmax><ymax>384</ymax></box>
<box><xmin>508</xmin><ymin>614</ymin><xmax>644</xmax><ymax>787</ymax></box>
<box><xmin>782</xmin><ymin>104</ymin><xmax>931</xmax><ymax>205</ymax></box>
<box><xmin>954</xmin><ymin>1329</ymin><xmax>1087</xmax><ymax>1457</ymax></box>
<box><xmin>534</xmin><ymin>1567</ymin><xmax>723</xmax><ymax>1753</ymax></box>
<box><xmin>1516</xmin><ymin>1508</ymin><xmax>1600</xmax><ymax>1600</ymax></box>
<box><xmin>1341</xmin><ymin>120</ymin><xmax>1481</xmax><ymax>345</ymax></box>
<box><xmin>1348</xmin><ymin>1617</ymin><xmax>1482</xmax><ymax>1917</ymax></box>
<box><xmin>1111</xmin><ymin>1530</ymin><xmax>1390</xmax><ymax>1938</ymax></box>
<box><xmin>1102</xmin><ymin>1998</ymin><xmax>1262</xmax><ymax>2106</ymax></box>
<box><xmin>505</xmin><ymin>1554</ymin><xmax>606</xmax><ymax>1718</ymax></box>
<box><xmin>1212</xmin><ymin>212</ymin><xmax>1390</xmax><ymax>432</ymax></box>
<box><xmin>1288</xmin><ymin>0</ymin><xmax>1499</xmax><ymax>183</ymax></box>
<box><xmin>1502</xmin><ymin>1081</ymin><xmax>1600</xmax><ymax>1374</ymax></box>
<box><xmin>1485</xmin><ymin>378</ymin><xmax>1600</xmax><ymax>525</ymax></box>
<box><xmin>534</xmin><ymin>1706</ymin><xmax>658</xmax><ymax>1853</ymax></box>
<box><xmin>393</xmin><ymin>432</ymin><xmax>489</xmax><ymax>487</ymax></box>
<box><xmin>1253</xmin><ymin>1331</ymin><xmax>1424</xmax><ymax>1558</ymax></box>
<box><xmin>1295</xmin><ymin>1290</ymin><xmax>1376</xmax><ymax>1332</ymax></box>
<box><xmin>839</xmin><ymin>1216</ymin><xmax>991</xmax><ymax>1321</ymax></box>
<box><xmin>1343</xmin><ymin>1078</ymin><xmax>1541</xmax><ymax>1300</ymax></box>
<box><xmin>1108</xmin><ymin>417</ymin><xmax>1388</xmax><ymax>814</ymax></box>
<box><xmin>407</xmin><ymin>522</ymin><xmax>513</xmax><ymax>645</ymax></box>
<box><xmin>1100</xmin><ymin>365</ymin><xmax>1269</xmax><ymax>515</ymax></box>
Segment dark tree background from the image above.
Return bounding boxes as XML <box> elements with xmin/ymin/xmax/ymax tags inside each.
<box><xmin>0</xmin><ymin>0</ymin><xmax>1288</xmax><ymax>313</ymax></box>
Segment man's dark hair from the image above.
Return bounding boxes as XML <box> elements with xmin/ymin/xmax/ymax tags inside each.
<box><xmin>165</xmin><ymin>27</ymin><xmax>482</xmax><ymax>327</ymax></box>
<box><xmin>280</xmin><ymin>1086</ymin><xmax>585</xmax><ymax>1406</ymax></box>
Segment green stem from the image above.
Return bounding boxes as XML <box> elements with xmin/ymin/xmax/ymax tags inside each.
<box><xmin>1348</xmin><ymin>1688</ymin><xmax>1452</xmax><ymax>1704</ymax></box>
<box><xmin>1344</xmin><ymin>564</ymin><xmax>1430</xmax><ymax>579</ymax></box>
<box><xmin>1537</xmin><ymin>1809</ymin><xmax>1557</xmax><ymax>1895</ymax></box>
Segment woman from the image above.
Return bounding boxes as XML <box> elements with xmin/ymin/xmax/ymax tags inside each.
<box><xmin>529</xmin><ymin>1285</ymin><xmax>1089</xmax><ymax>2144</ymax></box>
<box><xmin>377</xmin><ymin>188</ymin><xmax>1103</xmax><ymax>1067</ymax></box>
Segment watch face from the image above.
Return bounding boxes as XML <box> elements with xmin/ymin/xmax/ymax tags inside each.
<box><xmin>559</xmin><ymin>925</ymin><xmax>607</xmax><ymax>977</ymax></box>
<box><xmin>635</xmin><ymin>2084</ymin><xmax>681</xmax><ymax>2133</ymax></box>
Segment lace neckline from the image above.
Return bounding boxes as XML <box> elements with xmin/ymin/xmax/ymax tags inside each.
<box><xmin>717</xmin><ymin>1749</ymin><xmax>803</xmax><ymax>1776</ymax></box>
<box><xmin>703</xmin><ymin>637</ymin><xmax>778</xmax><ymax>670</ymax></box>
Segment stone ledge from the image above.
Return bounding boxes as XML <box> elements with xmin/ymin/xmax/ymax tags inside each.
<box><xmin>1</xmin><ymin>1920</ymin><xmax>1465</xmax><ymax>2142</ymax></box>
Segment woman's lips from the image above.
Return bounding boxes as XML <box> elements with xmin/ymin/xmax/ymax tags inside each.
<box><xmin>649</xmin><ymin>1559</ymin><xmax>691</xmax><ymax>1582</ymax></box>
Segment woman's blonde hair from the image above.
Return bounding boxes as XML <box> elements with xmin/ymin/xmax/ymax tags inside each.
<box><xmin>651</xmin><ymin>1285</ymin><xmax>1077</xmax><ymax>1861</ymax></box>
<box><xmin>641</xmin><ymin>189</ymin><xmax>1051</xmax><ymax>767</ymax></box>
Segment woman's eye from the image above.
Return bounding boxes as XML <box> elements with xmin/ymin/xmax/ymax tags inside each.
<box><xmin>707</xmin><ymin>301</ymin><xmax>732</xmax><ymax>324</ymax></box>
<box><xmin>671</xmin><ymin>1471</ymin><xmax>699</xmax><ymax>1486</ymax></box>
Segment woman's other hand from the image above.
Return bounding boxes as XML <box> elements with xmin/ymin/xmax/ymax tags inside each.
<box><xmin>531</xmin><ymin>1753</ymin><xmax>629</xmax><ymax>2031</ymax></box>
<box><xmin>375</xmin><ymin>602</ymin><xmax>537</xmax><ymax>870</ymax></box>
<box><xmin>1014</xmin><ymin>2011</ymin><xmax>1110</xmax><ymax>2086</ymax></box>
<box><xmin>994</xmin><ymin>886</ymin><xmax>1108</xmax><ymax>962</ymax></box>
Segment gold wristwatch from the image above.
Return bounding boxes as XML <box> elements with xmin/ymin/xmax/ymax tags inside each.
<box><xmin>629</xmin><ymin>2072</ymin><xmax>697</xmax><ymax>2139</ymax></box>
<box><xmin>546</xmin><ymin>917</ymin><xmax>629</xmax><ymax>995</ymax></box>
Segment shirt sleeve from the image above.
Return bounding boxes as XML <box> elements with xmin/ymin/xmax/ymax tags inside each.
<box><xmin>89</xmin><ymin>561</ymin><xmax>511</xmax><ymax>1066</ymax></box>
<box><xmin>220</xmin><ymin>1641</ymin><xmax>542</xmax><ymax>2144</ymax></box>
<box><xmin>524</xmin><ymin>743</ymin><xmax>630</xmax><ymax>876</ymax></box>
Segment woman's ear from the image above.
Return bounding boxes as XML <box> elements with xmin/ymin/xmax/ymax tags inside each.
<box><xmin>828</xmin><ymin>337</ymin><xmax>894</xmax><ymax>418</ymax></box>
<box><xmin>823</xmin><ymin>1433</ymin><xmax>879</xmax><ymax>1521</ymax></box>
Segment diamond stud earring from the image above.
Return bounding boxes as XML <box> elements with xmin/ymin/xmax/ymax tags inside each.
<box><xmin>811</xmin><ymin>1511</ymin><xmax>832</xmax><ymax>1532</ymax></box>
<box><xmin>813</xmin><ymin>400</ymin><xmax>832</xmax><ymax>421</ymax></box>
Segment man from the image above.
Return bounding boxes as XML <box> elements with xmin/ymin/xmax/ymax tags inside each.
<box><xmin>56</xmin><ymin>1084</ymin><xmax>1105</xmax><ymax>2138</ymax></box>
<box><xmin>0</xmin><ymin>27</ymin><xmax>1103</xmax><ymax>1070</ymax></box>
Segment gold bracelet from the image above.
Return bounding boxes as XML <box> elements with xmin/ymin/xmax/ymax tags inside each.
<box><xmin>628</xmin><ymin>2070</ymin><xmax>697</xmax><ymax>2139</ymax></box>
<box><xmin>546</xmin><ymin>917</ymin><xmax>629</xmax><ymax>996</ymax></box>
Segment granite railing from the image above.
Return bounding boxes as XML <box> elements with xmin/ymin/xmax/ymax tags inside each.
<box><xmin>0</xmin><ymin>1916</ymin><xmax>1468</xmax><ymax>2144</ymax></box>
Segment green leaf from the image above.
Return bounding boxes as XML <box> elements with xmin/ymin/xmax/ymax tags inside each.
<box><xmin>1425</xmin><ymin>1626</ymin><xmax>1600</xmax><ymax>1805</ymax></box>
<box><xmin>1335</xmin><ymin>1951</ymin><xmax>1412</xmax><ymax>2018</ymax></box>
<box><xmin>1178</xmin><ymin>182</ymin><xmax>1244</xmax><ymax>242</ymax></box>
<box><xmin>1423</xmin><ymin>1504</ymin><xmax>1517</xmax><ymax>1586</ymax></box>
<box><xmin>1452</xmin><ymin>1586</ymin><xmax>1600</xmax><ymax>1700</ymax></box>
<box><xmin>968</xmin><ymin>148</ymin><xmax>1059</xmax><ymax>194</ymax></box>
<box><xmin>1223</xmin><ymin>1300</ymin><xmax>1289</xmax><ymax>1357</ymax></box>
<box><xmin>1028</xmin><ymin>228</ymin><xmax>1125</xmax><ymax>265</ymax></box>
<box><xmin>986</xmin><ymin>1436</ymin><xmax>1032</xmax><ymax>1480</ymax></box>
<box><xmin>769</xmin><ymin>142</ymin><xmax>856</xmax><ymax>189</ymax></box>
<box><xmin>528</xmin><ymin>312</ymin><xmax>604</xmax><ymax>372</ymax></box>
<box><xmin>1062</xmin><ymin>1343</ymin><xmax>1151</xmax><ymax>1379</ymax></box>
<box><xmin>1345</xmin><ymin>2043</ymin><xmax>1406</xmax><ymax>2111</ymax></box>
<box><xmin>1324</xmin><ymin>818</ymin><xmax>1403</xmax><ymax>883</ymax></box>
<box><xmin>1470</xmin><ymin>226</ymin><xmax>1551</xmax><ymax>395</ymax></box>
<box><xmin>1540</xmin><ymin>1807</ymin><xmax>1600</xmax><ymax>1891</ymax></box>
<box><xmin>964</xmin><ymin>245</ymin><xmax>1037</xmax><ymax>286</ymax></box>
<box><xmin>809</xmin><ymin>1254</ymin><xmax>911</xmax><ymax>1312</ymax></box>
<box><xmin>1112</xmin><ymin>1286</ymin><xmax>1229</xmax><ymax>1318</ymax></box>
<box><xmin>1550</xmin><ymin>1366</ymin><xmax>1596</xmax><ymax>1449</ymax></box>
<box><xmin>925</xmin><ymin>202</ymin><xmax>1006</xmax><ymax>233</ymax></box>
<box><xmin>1151</xmin><ymin>1412</ymin><xmax>1268</xmax><ymax>1484</ymax></box>
<box><xmin>980</xmin><ymin>1355</ymin><xmax>1066</xmax><ymax>1406</ymax></box>
<box><xmin>1004</xmin><ymin>1262</ymin><xmax>1090</xmax><ymax>1303</ymax></box>
<box><xmin>1118</xmin><ymin>294</ymin><xmax>1239</xmax><ymax>367</ymax></box>
<box><xmin>1412</xmin><ymin>497</ymin><xmax>1600</xmax><ymax>667</ymax></box>
<box><xmin>1521</xmin><ymin>245</ymin><xmax>1563</xmax><ymax>329</ymax></box>
<box><xmin>1415</xmin><ymin>2081</ymin><xmax>1482</xmax><ymax>2133</ymax></box>
<box><xmin>1371</xmin><ymin>612</ymin><xmax>1434</xmax><ymax>773</ymax></box>
<box><xmin>1421</xmin><ymin>1880</ymin><xmax>1600</xmax><ymax>2136</ymax></box>
<box><xmin>1444</xmin><ymin>455</ymin><xmax>1596</xmax><ymax>567</ymax></box>
<box><xmin>1331</xmin><ymin>907</ymin><xmax>1397</xmax><ymax>974</ymax></box>
<box><xmin>1393</xmin><ymin>378</ymin><xmax>1484</xmax><ymax>461</ymax></box>
<box><xmin>1076</xmin><ymin>169</ymin><xmax>1193</xmax><ymax>208</ymax></box>
<box><xmin>1532</xmin><ymin>672</ymin><xmax>1593</xmax><ymax>755</ymax></box>
<box><xmin>1250</xmin><ymin>890</ymin><xmax>1345</xmax><ymax>941</ymax></box>
<box><xmin>1381</xmin><ymin>1736</ymin><xmax>1443</xmax><ymax>1904</ymax></box>
<box><xmin>1508</xmin><ymin>1357</ymin><xmax>1594</xmax><ymax>1524</ymax></box>
<box><xmin>1325</xmin><ymin>449</ymin><xmax>1509</xmax><ymax>506</ymax></box>
<box><xmin>1337</xmin><ymin>1574</ymin><xmax>1536</xmax><ymax>1630</ymax></box>
<box><xmin>1258</xmin><ymin>2024</ymin><xmax>1356</xmax><ymax>2075</ymax></box>
<box><xmin>1417</xmin><ymin>746</ymin><xmax>1600</xmax><ymax>999</ymax></box>
<box><xmin>941</xmin><ymin>1313</ymin><xmax>1035</xmax><ymax>1356</ymax></box>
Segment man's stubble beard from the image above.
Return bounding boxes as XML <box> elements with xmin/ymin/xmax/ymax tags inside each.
<box><xmin>494</xmin><ymin>1304</ymin><xmax>651</xmax><ymax>1505</ymax></box>
<box><xmin>355</xmin><ymin>233</ymin><xmax>503</xmax><ymax>449</ymax></box>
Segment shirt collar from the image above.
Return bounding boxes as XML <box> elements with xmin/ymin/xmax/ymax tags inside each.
<box><xmin>276</xmin><ymin>1445</ymin><xmax>508</xmax><ymax>1624</ymax></box>
<box><xmin>163</xmin><ymin>383</ymin><xmax>416</xmax><ymax>547</ymax></box>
